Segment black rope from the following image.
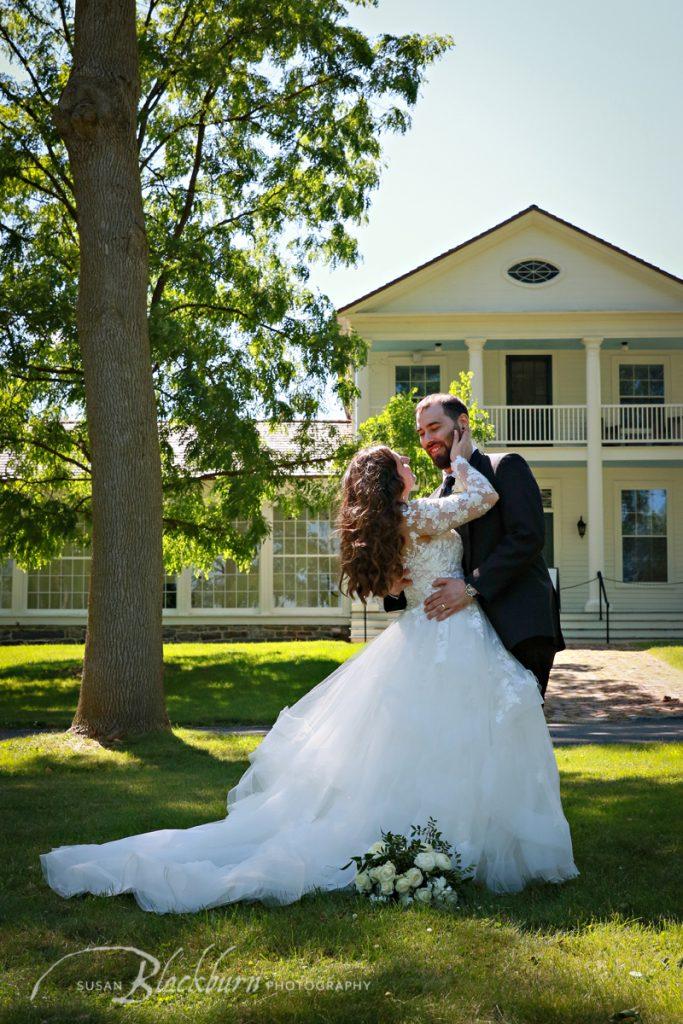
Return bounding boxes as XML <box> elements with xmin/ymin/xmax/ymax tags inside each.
<box><xmin>561</xmin><ymin>575</ymin><xmax>683</xmax><ymax>590</ymax></box>
<box><xmin>602</xmin><ymin>577</ymin><xmax>683</xmax><ymax>587</ymax></box>
<box><xmin>559</xmin><ymin>576</ymin><xmax>597</xmax><ymax>591</ymax></box>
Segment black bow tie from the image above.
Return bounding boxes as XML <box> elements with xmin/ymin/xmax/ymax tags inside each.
<box><xmin>440</xmin><ymin>475</ymin><xmax>455</xmax><ymax>498</ymax></box>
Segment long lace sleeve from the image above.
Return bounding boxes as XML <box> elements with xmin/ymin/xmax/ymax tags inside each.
<box><xmin>403</xmin><ymin>456</ymin><xmax>498</xmax><ymax>537</ymax></box>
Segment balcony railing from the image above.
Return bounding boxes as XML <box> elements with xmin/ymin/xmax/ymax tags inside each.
<box><xmin>482</xmin><ymin>403</ymin><xmax>683</xmax><ymax>445</ymax></box>
<box><xmin>484</xmin><ymin>405</ymin><xmax>587</xmax><ymax>445</ymax></box>
<box><xmin>601</xmin><ymin>403</ymin><xmax>683</xmax><ymax>444</ymax></box>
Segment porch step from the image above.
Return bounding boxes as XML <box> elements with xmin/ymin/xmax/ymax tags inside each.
<box><xmin>350</xmin><ymin>609</ymin><xmax>682</xmax><ymax>644</ymax></box>
<box><xmin>560</xmin><ymin>612</ymin><xmax>683</xmax><ymax>642</ymax></box>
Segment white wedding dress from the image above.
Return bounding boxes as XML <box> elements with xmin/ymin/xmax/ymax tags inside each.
<box><xmin>40</xmin><ymin>457</ymin><xmax>578</xmax><ymax>913</ymax></box>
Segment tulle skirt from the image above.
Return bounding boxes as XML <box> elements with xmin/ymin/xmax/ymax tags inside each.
<box><xmin>40</xmin><ymin>602</ymin><xmax>579</xmax><ymax>912</ymax></box>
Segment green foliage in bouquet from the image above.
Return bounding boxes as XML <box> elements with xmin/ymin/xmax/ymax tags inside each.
<box><xmin>341</xmin><ymin>817</ymin><xmax>474</xmax><ymax>909</ymax></box>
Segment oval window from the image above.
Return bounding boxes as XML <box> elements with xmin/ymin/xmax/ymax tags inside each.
<box><xmin>507</xmin><ymin>260</ymin><xmax>559</xmax><ymax>284</ymax></box>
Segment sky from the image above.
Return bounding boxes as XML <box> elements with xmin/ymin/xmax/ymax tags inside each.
<box><xmin>2</xmin><ymin>1</ymin><xmax>681</xmax><ymax>416</ymax></box>
<box><xmin>309</xmin><ymin>0</ymin><xmax>683</xmax><ymax>311</ymax></box>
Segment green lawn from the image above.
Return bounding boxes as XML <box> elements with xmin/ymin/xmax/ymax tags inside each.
<box><xmin>0</xmin><ymin>642</ymin><xmax>359</xmax><ymax>728</ymax></box>
<box><xmin>646</xmin><ymin>645</ymin><xmax>683</xmax><ymax>673</ymax></box>
<box><xmin>0</xmin><ymin>731</ymin><xmax>680</xmax><ymax>1022</ymax></box>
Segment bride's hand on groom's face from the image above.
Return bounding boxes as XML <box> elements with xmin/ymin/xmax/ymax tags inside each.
<box><xmin>450</xmin><ymin>423</ymin><xmax>473</xmax><ymax>465</ymax></box>
<box><xmin>424</xmin><ymin>578</ymin><xmax>473</xmax><ymax>620</ymax></box>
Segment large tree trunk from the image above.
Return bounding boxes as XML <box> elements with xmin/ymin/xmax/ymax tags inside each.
<box><xmin>55</xmin><ymin>0</ymin><xmax>169</xmax><ymax>738</ymax></box>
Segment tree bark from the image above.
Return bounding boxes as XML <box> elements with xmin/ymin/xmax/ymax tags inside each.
<box><xmin>55</xmin><ymin>0</ymin><xmax>169</xmax><ymax>738</ymax></box>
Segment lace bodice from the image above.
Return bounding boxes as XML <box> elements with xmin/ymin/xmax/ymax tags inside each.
<box><xmin>401</xmin><ymin>456</ymin><xmax>498</xmax><ymax>609</ymax></box>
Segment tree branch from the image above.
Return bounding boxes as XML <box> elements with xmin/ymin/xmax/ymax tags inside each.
<box><xmin>0</xmin><ymin>434</ymin><xmax>90</xmax><ymax>473</ymax></box>
<box><xmin>150</xmin><ymin>85</ymin><xmax>217</xmax><ymax>308</ymax></box>
<box><xmin>0</xmin><ymin>22</ymin><xmax>55</xmax><ymax>109</ymax></box>
<box><xmin>9</xmin><ymin>169</ymin><xmax>77</xmax><ymax>221</ymax></box>
<box><xmin>55</xmin><ymin>0</ymin><xmax>74</xmax><ymax>52</ymax></box>
<box><xmin>0</xmin><ymin>81</ymin><xmax>76</xmax><ymax>196</ymax></box>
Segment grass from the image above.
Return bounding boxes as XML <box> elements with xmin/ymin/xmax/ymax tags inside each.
<box><xmin>2</xmin><ymin>641</ymin><xmax>681</xmax><ymax>732</ymax></box>
<box><xmin>645</xmin><ymin>645</ymin><xmax>683</xmax><ymax>673</ymax></box>
<box><xmin>0</xmin><ymin>642</ymin><xmax>358</xmax><ymax>728</ymax></box>
<box><xmin>0</xmin><ymin>729</ymin><xmax>681</xmax><ymax>1023</ymax></box>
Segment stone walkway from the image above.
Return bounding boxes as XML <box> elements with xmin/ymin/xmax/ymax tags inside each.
<box><xmin>544</xmin><ymin>645</ymin><xmax>683</xmax><ymax>722</ymax></box>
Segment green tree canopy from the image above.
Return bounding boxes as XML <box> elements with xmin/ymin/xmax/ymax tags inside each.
<box><xmin>322</xmin><ymin>371</ymin><xmax>496</xmax><ymax>501</ymax></box>
<box><xmin>0</xmin><ymin>1</ymin><xmax>452</xmax><ymax>572</ymax></box>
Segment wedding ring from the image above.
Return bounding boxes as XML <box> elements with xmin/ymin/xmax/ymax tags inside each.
<box><xmin>440</xmin><ymin>603</ymin><xmax>446</xmax><ymax>610</ymax></box>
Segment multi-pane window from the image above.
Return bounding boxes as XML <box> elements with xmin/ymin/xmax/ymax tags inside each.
<box><xmin>163</xmin><ymin>575</ymin><xmax>178</xmax><ymax>609</ymax></box>
<box><xmin>273</xmin><ymin>506</ymin><xmax>341</xmax><ymax>608</ymax></box>
<box><xmin>619</xmin><ymin>364</ymin><xmax>664</xmax><ymax>404</ymax></box>
<box><xmin>539</xmin><ymin>489</ymin><xmax>555</xmax><ymax>567</ymax></box>
<box><xmin>27</xmin><ymin>542</ymin><xmax>91</xmax><ymax>609</ymax></box>
<box><xmin>621</xmin><ymin>489</ymin><xmax>667</xmax><ymax>582</ymax></box>
<box><xmin>0</xmin><ymin>560</ymin><xmax>12</xmax><ymax>609</ymax></box>
<box><xmin>507</xmin><ymin>260</ymin><xmax>559</xmax><ymax>284</ymax></box>
<box><xmin>191</xmin><ymin>527</ymin><xmax>260</xmax><ymax>609</ymax></box>
<box><xmin>395</xmin><ymin>364</ymin><xmax>441</xmax><ymax>399</ymax></box>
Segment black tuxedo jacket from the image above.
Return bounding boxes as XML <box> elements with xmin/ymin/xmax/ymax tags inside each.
<box><xmin>383</xmin><ymin>448</ymin><xmax>565</xmax><ymax>653</ymax></box>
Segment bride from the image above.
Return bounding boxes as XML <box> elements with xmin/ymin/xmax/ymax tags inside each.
<box><xmin>40</xmin><ymin>429</ymin><xmax>578</xmax><ymax>913</ymax></box>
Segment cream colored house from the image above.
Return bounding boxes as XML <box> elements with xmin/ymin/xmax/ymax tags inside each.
<box><xmin>339</xmin><ymin>205</ymin><xmax>683</xmax><ymax>641</ymax></box>
<box><xmin>1</xmin><ymin>205</ymin><xmax>681</xmax><ymax>644</ymax></box>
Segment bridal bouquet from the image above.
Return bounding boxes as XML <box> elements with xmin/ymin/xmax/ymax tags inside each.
<box><xmin>342</xmin><ymin>817</ymin><xmax>473</xmax><ymax>909</ymax></box>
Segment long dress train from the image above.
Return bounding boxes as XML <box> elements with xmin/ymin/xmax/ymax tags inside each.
<box><xmin>40</xmin><ymin>456</ymin><xmax>578</xmax><ymax>912</ymax></box>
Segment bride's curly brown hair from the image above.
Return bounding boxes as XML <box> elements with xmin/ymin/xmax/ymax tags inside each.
<box><xmin>337</xmin><ymin>445</ymin><xmax>406</xmax><ymax>603</ymax></box>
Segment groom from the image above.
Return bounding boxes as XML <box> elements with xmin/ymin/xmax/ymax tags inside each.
<box><xmin>383</xmin><ymin>393</ymin><xmax>565</xmax><ymax>697</ymax></box>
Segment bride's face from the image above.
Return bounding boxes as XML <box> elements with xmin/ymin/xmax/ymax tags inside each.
<box><xmin>391</xmin><ymin>451</ymin><xmax>416</xmax><ymax>499</ymax></box>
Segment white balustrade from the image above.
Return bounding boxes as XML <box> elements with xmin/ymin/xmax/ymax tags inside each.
<box><xmin>601</xmin><ymin>403</ymin><xmax>683</xmax><ymax>444</ymax></box>
<box><xmin>481</xmin><ymin>403</ymin><xmax>683</xmax><ymax>445</ymax></box>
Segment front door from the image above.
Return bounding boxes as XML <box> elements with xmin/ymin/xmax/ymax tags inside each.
<box><xmin>506</xmin><ymin>355</ymin><xmax>553</xmax><ymax>443</ymax></box>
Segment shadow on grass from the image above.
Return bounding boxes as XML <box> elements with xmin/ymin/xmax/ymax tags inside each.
<box><xmin>3</xmin><ymin>731</ymin><xmax>679</xmax><ymax>934</ymax></box>
<box><xmin>3</xmin><ymin>731</ymin><xmax>680</xmax><ymax>1023</ymax></box>
<box><xmin>0</xmin><ymin>653</ymin><xmax>352</xmax><ymax>727</ymax></box>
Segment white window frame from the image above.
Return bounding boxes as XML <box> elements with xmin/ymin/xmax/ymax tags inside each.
<box><xmin>535</xmin><ymin>477</ymin><xmax>564</xmax><ymax>570</ymax></box>
<box><xmin>612</xmin><ymin>480</ymin><xmax>672</xmax><ymax>587</ymax></box>
<box><xmin>25</xmin><ymin>544</ymin><xmax>91</xmax><ymax>613</ymax></box>
<box><xmin>270</xmin><ymin>502</ymin><xmax>344</xmax><ymax>616</ymax></box>
<box><xmin>608</xmin><ymin>353</ymin><xmax>670</xmax><ymax>406</ymax></box>
<box><xmin>393</xmin><ymin>360</ymin><xmax>443</xmax><ymax>400</ymax></box>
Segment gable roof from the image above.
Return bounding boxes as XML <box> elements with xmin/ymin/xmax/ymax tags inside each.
<box><xmin>337</xmin><ymin>204</ymin><xmax>683</xmax><ymax>314</ymax></box>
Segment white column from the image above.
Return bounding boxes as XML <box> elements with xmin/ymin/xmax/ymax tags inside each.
<box><xmin>11</xmin><ymin>560</ymin><xmax>27</xmax><ymax>614</ymax></box>
<box><xmin>464</xmin><ymin>337</ymin><xmax>486</xmax><ymax>405</ymax></box>
<box><xmin>176</xmin><ymin>567</ymin><xmax>193</xmax><ymax>615</ymax></box>
<box><xmin>259</xmin><ymin>504</ymin><xmax>274</xmax><ymax>614</ymax></box>
<box><xmin>353</xmin><ymin>362</ymin><xmax>371</xmax><ymax>429</ymax></box>
<box><xmin>582</xmin><ymin>337</ymin><xmax>604</xmax><ymax>612</ymax></box>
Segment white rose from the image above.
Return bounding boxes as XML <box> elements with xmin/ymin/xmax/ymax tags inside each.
<box><xmin>432</xmin><ymin>875</ymin><xmax>448</xmax><ymax>891</ymax></box>
<box><xmin>354</xmin><ymin>871</ymin><xmax>372</xmax><ymax>893</ymax></box>
<box><xmin>380</xmin><ymin>880</ymin><xmax>394</xmax><ymax>895</ymax></box>
<box><xmin>404</xmin><ymin>867</ymin><xmax>423</xmax><ymax>888</ymax></box>
<box><xmin>414</xmin><ymin>886</ymin><xmax>433</xmax><ymax>904</ymax></box>
<box><xmin>435</xmin><ymin>852</ymin><xmax>452</xmax><ymax>871</ymax></box>
<box><xmin>414</xmin><ymin>851</ymin><xmax>437</xmax><ymax>872</ymax></box>
<box><xmin>367</xmin><ymin>841</ymin><xmax>386</xmax><ymax>857</ymax></box>
<box><xmin>394</xmin><ymin>874</ymin><xmax>412</xmax><ymax>894</ymax></box>
<box><xmin>375</xmin><ymin>861</ymin><xmax>397</xmax><ymax>885</ymax></box>
<box><xmin>368</xmin><ymin>866</ymin><xmax>383</xmax><ymax>881</ymax></box>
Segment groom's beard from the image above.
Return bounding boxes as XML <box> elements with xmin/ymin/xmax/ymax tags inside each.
<box><xmin>428</xmin><ymin>430</ymin><xmax>455</xmax><ymax>470</ymax></box>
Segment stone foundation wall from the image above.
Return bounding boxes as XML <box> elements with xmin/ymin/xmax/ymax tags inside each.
<box><xmin>0</xmin><ymin>622</ymin><xmax>351</xmax><ymax>645</ymax></box>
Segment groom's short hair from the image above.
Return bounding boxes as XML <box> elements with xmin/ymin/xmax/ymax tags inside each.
<box><xmin>415</xmin><ymin>393</ymin><xmax>468</xmax><ymax>424</ymax></box>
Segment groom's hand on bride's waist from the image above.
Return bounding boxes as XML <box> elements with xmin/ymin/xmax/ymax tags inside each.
<box><xmin>425</xmin><ymin>578</ymin><xmax>476</xmax><ymax>620</ymax></box>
